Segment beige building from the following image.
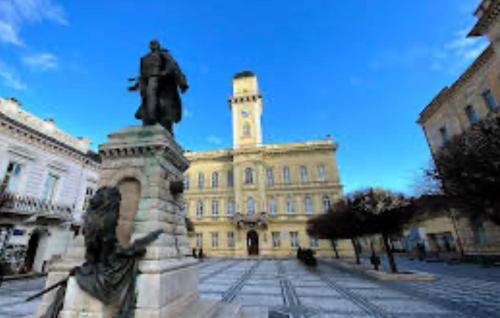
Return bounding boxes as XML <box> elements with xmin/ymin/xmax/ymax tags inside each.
<box><xmin>184</xmin><ymin>71</ymin><xmax>347</xmax><ymax>257</ymax></box>
<box><xmin>416</xmin><ymin>0</ymin><xmax>500</xmax><ymax>257</ymax></box>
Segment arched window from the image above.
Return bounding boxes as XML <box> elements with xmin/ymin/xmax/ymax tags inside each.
<box><xmin>244</xmin><ymin>167</ymin><xmax>253</xmax><ymax>184</ymax></box>
<box><xmin>287</xmin><ymin>196</ymin><xmax>295</xmax><ymax>213</ymax></box>
<box><xmin>211</xmin><ymin>171</ymin><xmax>219</xmax><ymax>188</ymax></box>
<box><xmin>283</xmin><ymin>166</ymin><xmax>291</xmax><ymax>184</ymax></box>
<box><xmin>196</xmin><ymin>200</ymin><xmax>204</xmax><ymax>217</ymax></box>
<box><xmin>183</xmin><ymin>174</ymin><xmax>190</xmax><ymax>190</ymax></box>
<box><xmin>268</xmin><ymin>197</ymin><xmax>277</xmax><ymax>215</ymax></box>
<box><xmin>243</xmin><ymin>123</ymin><xmax>251</xmax><ymax>137</ymax></box>
<box><xmin>322</xmin><ymin>195</ymin><xmax>331</xmax><ymax>213</ymax></box>
<box><xmin>304</xmin><ymin>196</ymin><xmax>313</xmax><ymax>214</ymax></box>
<box><xmin>227</xmin><ymin>199</ymin><xmax>235</xmax><ymax>216</ymax></box>
<box><xmin>266</xmin><ymin>168</ymin><xmax>274</xmax><ymax>185</ymax></box>
<box><xmin>247</xmin><ymin>197</ymin><xmax>255</xmax><ymax>215</ymax></box>
<box><xmin>198</xmin><ymin>173</ymin><xmax>205</xmax><ymax>189</ymax></box>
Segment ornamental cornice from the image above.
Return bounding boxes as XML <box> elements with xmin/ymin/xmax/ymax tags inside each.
<box><xmin>469</xmin><ymin>0</ymin><xmax>500</xmax><ymax>36</ymax></box>
<box><xmin>0</xmin><ymin>113</ymin><xmax>100</xmax><ymax>169</ymax></box>
<box><xmin>418</xmin><ymin>45</ymin><xmax>494</xmax><ymax>125</ymax></box>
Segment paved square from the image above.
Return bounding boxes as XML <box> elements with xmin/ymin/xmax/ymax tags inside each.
<box><xmin>2</xmin><ymin>258</ymin><xmax>500</xmax><ymax>317</ymax></box>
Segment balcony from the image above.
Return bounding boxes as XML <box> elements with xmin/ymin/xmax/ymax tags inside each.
<box><xmin>0</xmin><ymin>192</ymin><xmax>72</xmax><ymax>222</ymax></box>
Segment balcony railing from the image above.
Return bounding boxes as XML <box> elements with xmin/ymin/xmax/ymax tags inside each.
<box><xmin>0</xmin><ymin>192</ymin><xmax>72</xmax><ymax>221</ymax></box>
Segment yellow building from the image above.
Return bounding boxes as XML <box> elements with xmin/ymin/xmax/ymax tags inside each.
<box><xmin>184</xmin><ymin>71</ymin><xmax>346</xmax><ymax>257</ymax></box>
<box><xmin>416</xmin><ymin>0</ymin><xmax>500</xmax><ymax>257</ymax></box>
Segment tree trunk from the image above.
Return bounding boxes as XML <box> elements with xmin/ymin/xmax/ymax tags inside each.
<box><xmin>370</xmin><ymin>241</ymin><xmax>379</xmax><ymax>271</ymax></box>
<box><xmin>382</xmin><ymin>233</ymin><xmax>398</xmax><ymax>273</ymax></box>
<box><xmin>332</xmin><ymin>240</ymin><xmax>339</xmax><ymax>259</ymax></box>
<box><xmin>351</xmin><ymin>238</ymin><xmax>360</xmax><ymax>264</ymax></box>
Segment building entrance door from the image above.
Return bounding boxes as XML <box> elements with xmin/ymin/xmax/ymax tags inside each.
<box><xmin>247</xmin><ymin>230</ymin><xmax>259</xmax><ymax>255</ymax></box>
<box><xmin>24</xmin><ymin>230</ymin><xmax>40</xmax><ymax>272</ymax></box>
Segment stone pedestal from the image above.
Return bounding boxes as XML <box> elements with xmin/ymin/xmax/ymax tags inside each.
<box><xmin>37</xmin><ymin>125</ymin><xmax>256</xmax><ymax>318</ymax></box>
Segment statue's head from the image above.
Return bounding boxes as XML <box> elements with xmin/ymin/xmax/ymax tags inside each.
<box><xmin>87</xmin><ymin>186</ymin><xmax>121</xmax><ymax>214</ymax></box>
<box><xmin>149</xmin><ymin>39</ymin><xmax>160</xmax><ymax>52</ymax></box>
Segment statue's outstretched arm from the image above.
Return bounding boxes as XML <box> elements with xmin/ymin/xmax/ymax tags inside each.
<box><xmin>162</xmin><ymin>51</ymin><xmax>188</xmax><ymax>92</ymax></box>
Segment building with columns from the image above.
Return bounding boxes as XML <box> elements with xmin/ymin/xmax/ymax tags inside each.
<box><xmin>184</xmin><ymin>71</ymin><xmax>347</xmax><ymax>257</ymax></box>
<box><xmin>0</xmin><ymin>97</ymin><xmax>100</xmax><ymax>273</ymax></box>
<box><xmin>416</xmin><ymin>0</ymin><xmax>500</xmax><ymax>257</ymax></box>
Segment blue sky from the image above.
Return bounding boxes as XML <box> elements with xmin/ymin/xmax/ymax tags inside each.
<box><xmin>0</xmin><ymin>0</ymin><xmax>488</xmax><ymax>194</ymax></box>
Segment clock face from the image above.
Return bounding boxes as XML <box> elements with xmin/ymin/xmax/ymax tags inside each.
<box><xmin>241</xmin><ymin>108</ymin><xmax>250</xmax><ymax>117</ymax></box>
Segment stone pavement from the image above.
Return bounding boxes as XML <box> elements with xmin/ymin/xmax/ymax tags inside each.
<box><xmin>360</xmin><ymin>256</ymin><xmax>500</xmax><ymax>318</ymax></box>
<box><xmin>2</xmin><ymin>259</ymin><xmax>500</xmax><ymax>317</ymax></box>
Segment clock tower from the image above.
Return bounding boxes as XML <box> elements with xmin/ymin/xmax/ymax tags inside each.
<box><xmin>229</xmin><ymin>71</ymin><xmax>263</xmax><ymax>148</ymax></box>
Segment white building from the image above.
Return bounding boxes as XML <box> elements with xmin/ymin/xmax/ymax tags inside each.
<box><xmin>0</xmin><ymin>97</ymin><xmax>100</xmax><ymax>273</ymax></box>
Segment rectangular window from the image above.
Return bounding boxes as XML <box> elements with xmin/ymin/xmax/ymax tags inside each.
<box><xmin>227</xmin><ymin>170</ymin><xmax>234</xmax><ymax>187</ymax></box>
<box><xmin>317</xmin><ymin>164</ymin><xmax>326</xmax><ymax>181</ymax></box>
<box><xmin>309</xmin><ymin>236</ymin><xmax>319</xmax><ymax>248</ymax></box>
<box><xmin>465</xmin><ymin>105</ymin><xmax>479</xmax><ymax>125</ymax></box>
<box><xmin>198</xmin><ymin>173</ymin><xmax>204</xmax><ymax>189</ymax></box>
<box><xmin>211</xmin><ymin>200</ymin><xmax>219</xmax><ymax>217</ymax></box>
<box><xmin>286</xmin><ymin>197</ymin><xmax>295</xmax><ymax>214</ymax></box>
<box><xmin>183</xmin><ymin>174</ymin><xmax>190</xmax><ymax>190</ymax></box>
<box><xmin>2</xmin><ymin>162</ymin><xmax>22</xmax><ymax>193</ymax></box>
<box><xmin>266</xmin><ymin>168</ymin><xmax>274</xmax><ymax>185</ymax></box>
<box><xmin>227</xmin><ymin>200</ymin><xmax>235</xmax><ymax>216</ymax></box>
<box><xmin>196</xmin><ymin>201</ymin><xmax>204</xmax><ymax>217</ymax></box>
<box><xmin>196</xmin><ymin>233</ymin><xmax>203</xmax><ymax>248</ymax></box>
<box><xmin>483</xmin><ymin>89</ymin><xmax>498</xmax><ymax>111</ymax></box>
<box><xmin>272</xmin><ymin>232</ymin><xmax>281</xmax><ymax>248</ymax></box>
<box><xmin>304</xmin><ymin>196</ymin><xmax>313</xmax><ymax>214</ymax></box>
<box><xmin>283</xmin><ymin>167</ymin><xmax>291</xmax><ymax>184</ymax></box>
<box><xmin>82</xmin><ymin>187</ymin><xmax>95</xmax><ymax>211</ymax></box>
<box><xmin>42</xmin><ymin>173</ymin><xmax>59</xmax><ymax>203</ymax></box>
<box><xmin>211</xmin><ymin>172</ymin><xmax>219</xmax><ymax>188</ymax></box>
<box><xmin>290</xmin><ymin>231</ymin><xmax>299</xmax><ymax>248</ymax></box>
<box><xmin>268</xmin><ymin>198</ymin><xmax>277</xmax><ymax>215</ymax></box>
<box><xmin>227</xmin><ymin>232</ymin><xmax>235</xmax><ymax>247</ymax></box>
<box><xmin>439</xmin><ymin>126</ymin><xmax>449</xmax><ymax>144</ymax></box>
<box><xmin>299</xmin><ymin>166</ymin><xmax>308</xmax><ymax>183</ymax></box>
<box><xmin>211</xmin><ymin>232</ymin><xmax>219</xmax><ymax>248</ymax></box>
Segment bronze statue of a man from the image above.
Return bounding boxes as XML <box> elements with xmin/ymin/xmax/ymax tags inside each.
<box><xmin>129</xmin><ymin>40</ymin><xmax>188</xmax><ymax>134</ymax></box>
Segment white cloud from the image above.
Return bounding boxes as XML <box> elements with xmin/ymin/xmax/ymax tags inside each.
<box><xmin>0</xmin><ymin>0</ymin><xmax>67</xmax><ymax>46</ymax></box>
<box><xmin>206</xmin><ymin>135</ymin><xmax>222</xmax><ymax>145</ymax></box>
<box><xmin>0</xmin><ymin>60</ymin><xmax>27</xmax><ymax>90</ymax></box>
<box><xmin>22</xmin><ymin>52</ymin><xmax>58</xmax><ymax>71</ymax></box>
<box><xmin>370</xmin><ymin>26</ymin><xmax>488</xmax><ymax>74</ymax></box>
<box><xmin>0</xmin><ymin>20</ymin><xmax>23</xmax><ymax>46</ymax></box>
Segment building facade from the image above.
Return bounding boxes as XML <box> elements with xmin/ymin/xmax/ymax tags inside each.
<box><xmin>0</xmin><ymin>98</ymin><xmax>100</xmax><ymax>273</ymax></box>
<box><xmin>184</xmin><ymin>72</ymin><xmax>348</xmax><ymax>258</ymax></box>
<box><xmin>416</xmin><ymin>0</ymin><xmax>500</xmax><ymax>257</ymax></box>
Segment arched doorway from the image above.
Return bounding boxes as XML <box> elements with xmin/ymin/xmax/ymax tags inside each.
<box><xmin>247</xmin><ymin>230</ymin><xmax>259</xmax><ymax>255</ymax></box>
<box><xmin>24</xmin><ymin>230</ymin><xmax>40</xmax><ymax>273</ymax></box>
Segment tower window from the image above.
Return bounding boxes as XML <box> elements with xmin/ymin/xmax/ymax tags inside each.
<box><xmin>244</xmin><ymin>167</ymin><xmax>254</xmax><ymax>184</ymax></box>
<box><xmin>243</xmin><ymin>123</ymin><xmax>251</xmax><ymax>137</ymax></box>
<box><xmin>465</xmin><ymin>105</ymin><xmax>479</xmax><ymax>125</ymax></box>
<box><xmin>483</xmin><ymin>89</ymin><xmax>498</xmax><ymax>111</ymax></box>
